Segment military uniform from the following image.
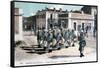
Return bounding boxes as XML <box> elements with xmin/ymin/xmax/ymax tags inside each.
<box><xmin>78</xmin><ymin>31</ymin><xmax>86</xmax><ymax>57</ymax></box>
<box><xmin>70</xmin><ymin>30</ymin><xmax>76</xmax><ymax>46</ymax></box>
<box><xmin>37</xmin><ymin>30</ymin><xmax>43</xmax><ymax>47</ymax></box>
<box><xmin>67</xmin><ymin>30</ymin><xmax>72</xmax><ymax>46</ymax></box>
<box><xmin>47</xmin><ymin>31</ymin><xmax>53</xmax><ymax>48</ymax></box>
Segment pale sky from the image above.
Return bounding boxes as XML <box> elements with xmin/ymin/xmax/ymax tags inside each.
<box><xmin>15</xmin><ymin>2</ymin><xmax>83</xmax><ymax>17</ymax></box>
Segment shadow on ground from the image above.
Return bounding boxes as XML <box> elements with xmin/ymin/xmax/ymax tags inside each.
<box><xmin>49</xmin><ymin>55</ymin><xmax>80</xmax><ymax>59</ymax></box>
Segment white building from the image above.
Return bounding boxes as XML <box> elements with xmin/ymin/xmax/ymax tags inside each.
<box><xmin>69</xmin><ymin>11</ymin><xmax>94</xmax><ymax>32</ymax></box>
<box><xmin>14</xmin><ymin>8</ymin><xmax>23</xmax><ymax>41</ymax></box>
<box><xmin>35</xmin><ymin>8</ymin><xmax>95</xmax><ymax>32</ymax></box>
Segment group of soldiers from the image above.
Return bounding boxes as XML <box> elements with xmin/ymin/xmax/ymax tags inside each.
<box><xmin>37</xmin><ymin>27</ymin><xmax>86</xmax><ymax>57</ymax></box>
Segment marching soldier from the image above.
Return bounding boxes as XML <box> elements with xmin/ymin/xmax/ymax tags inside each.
<box><xmin>37</xmin><ymin>29</ymin><xmax>43</xmax><ymax>48</ymax></box>
<box><xmin>64</xmin><ymin>29</ymin><xmax>68</xmax><ymax>41</ymax></box>
<box><xmin>47</xmin><ymin>30</ymin><xmax>53</xmax><ymax>48</ymax></box>
<box><xmin>66</xmin><ymin>29</ymin><xmax>72</xmax><ymax>46</ymax></box>
<box><xmin>56</xmin><ymin>31</ymin><xmax>62</xmax><ymax>49</ymax></box>
<box><xmin>78</xmin><ymin>30</ymin><xmax>86</xmax><ymax>57</ymax></box>
<box><xmin>52</xmin><ymin>29</ymin><xmax>57</xmax><ymax>47</ymax></box>
<box><xmin>42</xmin><ymin>30</ymin><xmax>48</xmax><ymax>48</ymax></box>
<box><xmin>70</xmin><ymin>29</ymin><xmax>76</xmax><ymax>46</ymax></box>
<box><xmin>60</xmin><ymin>27</ymin><xmax>65</xmax><ymax>38</ymax></box>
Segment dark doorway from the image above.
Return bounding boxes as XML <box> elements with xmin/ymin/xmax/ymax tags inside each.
<box><xmin>82</xmin><ymin>23</ymin><xmax>84</xmax><ymax>30</ymax></box>
<box><xmin>74</xmin><ymin>22</ymin><xmax>76</xmax><ymax>30</ymax></box>
<box><xmin>50</xmin><ymin>14</ymin><xmax>53</xmax><ymax>20</ymax></box>
<box><xmin>50</xmin><ymin>24</ymin><xmax>53</xmax><ymax>29</ymax></box>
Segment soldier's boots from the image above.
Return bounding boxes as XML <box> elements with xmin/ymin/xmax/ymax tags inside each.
<box><xmin>80</xmin><ymin>53</ymin><xmax>84</xmax><ymax>57</ymax></box>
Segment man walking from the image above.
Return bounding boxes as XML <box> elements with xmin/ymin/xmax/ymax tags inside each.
<box><xmin>78</xmin><ymin>30</ymin><xmax>86</xmax><ymax>57</ymax></box>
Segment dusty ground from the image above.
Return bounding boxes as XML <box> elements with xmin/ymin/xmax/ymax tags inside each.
<box><xmin>15</xmin><ymin>31</ymin><xmax>97</xmax><ymax>66</ymax></box>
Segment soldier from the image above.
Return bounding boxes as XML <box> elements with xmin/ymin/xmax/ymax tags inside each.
<box><xmin>64</xmin><ymin>29</ymin><xmax>68</xmax><ymax>41</ymax></box>
<box><xmin>78</xmin><ymin>30</ymin><xmax>86</xmax><ymax>57</ymax></box>
<box><xmin>37</xmin><ymin>29</ymin><xmax>43</xmax><ymax>48</ymax></box>
<box><xmin>60</xmin><ymin>27</ymin><xmax>65</xmax><ymax>38</ymax></box>
<box><xmin>42</xmin><ymin>30</ymin><xmax>48</xmax><ymax>48</ymax></box>
<box><xmin>59</xmin><ymin>36</ymin><xmax>65</xmax><ymax>48</ymax></box>
<box><xmin>47</xmin><ymin>30</ymin><xmax>53</xmax><ymax>48</ymax></box>
<box><xmin>71</xmin><ymin>29</ymin><xmax>76</xmax><ymax>46</ymax></box>
<box><xmin>52</xmin><ymin>30</ymin><xmax>57</xmax><ymax>48</ymax></box>
<box><xmin>56</xmin><ymin>32</ymin><xmax>62</xmax><ymax>42</ymax></box>
<box><xmin>67</xmin><ymin>29</ymin><xmax>72</xmax><ymax>46</ymax></box>
<box><xmin>56</xmin><ymin>31</ymin><xmax>62</xmax><ymax>49</ymax></box>
<box><xmin>52</xmin><ymin>29</ymin><xmax>56</xmax><ymax>39</ymax></box>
